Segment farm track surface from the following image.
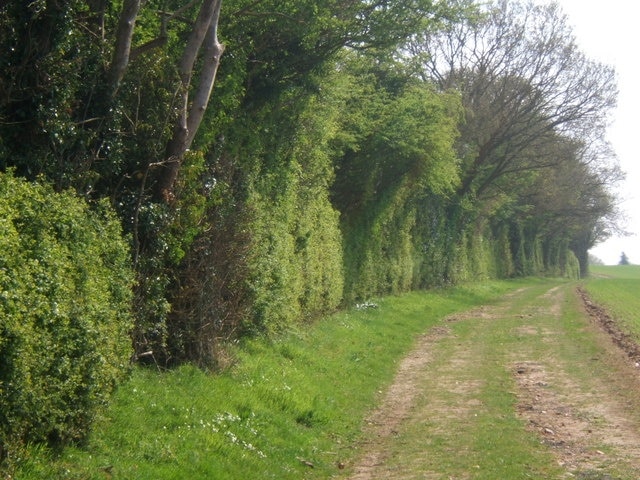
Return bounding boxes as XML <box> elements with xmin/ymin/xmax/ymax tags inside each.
<box><xmin>346</xmin><ymin>284</ymin><xmax>640</xmax><ymax>479</ymax></box>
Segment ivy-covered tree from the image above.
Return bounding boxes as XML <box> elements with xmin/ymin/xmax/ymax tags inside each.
<box><xmin>327</xmin><ymin>51</ymin><xmax>465</xmax><ymax>298</ymax></box>
<box><xmin>408</xmin><ymin>0</ymin><xmax>620</xmax><ymax>277</ymax></box>
<box><xmin>0</xmin><ymin>0</ymin><xmax>624</xmax><ymax>370</ymax></box>
<box><xmin>499</xmin><ymin>136</ymin><xmax>620</xmax><ymax>277</ymax></box>
<box><xmin>1</xmin><ymin>0</ymin><xmax>466</xmax><ymax>363</ymax></box>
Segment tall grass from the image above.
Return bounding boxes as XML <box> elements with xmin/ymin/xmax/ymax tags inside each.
<box><xmin>11</xmin><ymin>281</ymin><xmax>521</xmax><ymax>479</ymax></box>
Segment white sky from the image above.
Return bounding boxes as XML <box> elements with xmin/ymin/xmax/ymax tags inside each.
<box><xmin>552</xmin><ymin>0</ymin><xmax>639</xmax><ymax>265</ymax></box>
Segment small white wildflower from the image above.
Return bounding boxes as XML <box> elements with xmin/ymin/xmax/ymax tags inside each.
<box><xmin>355</xmin><ymin>300</ymin><xmax>379</xmax><ymax>310</ymax></box>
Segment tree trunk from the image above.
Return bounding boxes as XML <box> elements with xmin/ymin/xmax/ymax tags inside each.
<box><xmin>154</xmin><ymin>0</ymin><xmax>224</xmax><ymax>203</ymax></box>
<box><xmin>577</xmin><ymin>249</ymin><xmax>589</xmax><ymax>279</ymax></box>
<box><xmin>109</xmin><ymin>0</ymin><xmax>142</xmax><ymax>96</ymax></box>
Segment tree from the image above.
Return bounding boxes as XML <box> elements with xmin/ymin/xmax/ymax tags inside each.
<box><xmin>404</xmin><ymin>0</ymin><xmax>620</xmax><ymax>278</ymax></box>
<box><xmin>619</xmin><ymin>252</ymin><xmax>630</xmax><ymax>265</ymax></box>
<box><xmin>329</xmin><ymin>53</ymin><xmax>463</xmax><ymax>298</ymax></box>
<box><xmin>153</xmin><ymin>0</ymin><xmax>224</xmax><ymax>203</ymax></box>
<box><xmin>410</xmin><ymin>0</ymin><xmax>617</xmax><ymax>201</ymax></box>
<box><xmin>0</xmin><ymin>0</ymin><xmax>470</xmax><ymax>363</ymax></box>
<box><xmin>1</xmin><ymin>0</ymin><xmax>623</xmax><ymax>371</ymax></box>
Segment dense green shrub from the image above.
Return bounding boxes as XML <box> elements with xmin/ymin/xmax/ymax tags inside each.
<box><xmin>246</xmin><ymin>143</ymin><xmax>344</xmax><ymax>333</ymax></box>
<box><xmin>161</xmin><ymin>84</ymin><xmax>346</xmax><ymax>365</ymax></box>
<box><xmin>0</xmin><ymin>171</ymin><xmax>134</xmax><ymax>459</ymax></box>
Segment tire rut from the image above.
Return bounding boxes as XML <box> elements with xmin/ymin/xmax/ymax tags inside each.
<box><xmin>347</xmin><ymin>325</ymin><xmax>452</xmax><ymax>480</ymax></box>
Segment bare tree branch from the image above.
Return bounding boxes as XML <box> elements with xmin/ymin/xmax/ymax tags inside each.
<box><xmin>413</xmin><ymin>0</ymin><xmax>617</xmax><ymax>199</ymax></box>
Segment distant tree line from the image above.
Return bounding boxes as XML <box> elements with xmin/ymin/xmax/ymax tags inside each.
<box><xmin>0</xmin><ymin>0</ymin><xmax>622</xmax><ymax>458</ymax></box>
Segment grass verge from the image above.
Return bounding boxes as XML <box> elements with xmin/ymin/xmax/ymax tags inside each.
<box><xmin>10</xmin><ymin>280</ymin><xmax>523</xmax><ymax>479</ymax></box>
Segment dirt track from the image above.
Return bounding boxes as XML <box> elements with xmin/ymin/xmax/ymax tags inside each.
<box><xmin>346</xmin><ymin>284</ymin><xmax>640</xmax><ymax>479</ymax></box>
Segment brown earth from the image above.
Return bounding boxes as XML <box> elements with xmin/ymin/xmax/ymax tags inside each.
<box><xmin>345</xmin><ymin>284</ymin><xmax>640</xmax><ymax>479</ymax></box>
<box><xmin>346</xmin><ymin>325</ymin><xmax>453</xmax><ymax>480</ymax></box>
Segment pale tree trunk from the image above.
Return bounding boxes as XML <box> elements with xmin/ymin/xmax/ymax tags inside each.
<box><xmin>109</xmin><ymin>0</ymin><xmax>142</xmax><ymax>96</ymax></box>
<box><xmin>154</xmin><ymin>0</ymin><xmax>224</xmax><ymax>203</ymax></box>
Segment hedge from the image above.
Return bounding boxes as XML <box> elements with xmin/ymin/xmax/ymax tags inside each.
<box><xmin>0</xmin><ymin>171</ymin><xmax>133</xmax><ymax>460</ymax></box>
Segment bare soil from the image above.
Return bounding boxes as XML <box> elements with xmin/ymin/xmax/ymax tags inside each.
<box><xmin>346</xmin><ymin>284</ymin><xmax>640</xmax><ymax>479</ymax></box>
<box><xmin>347</xmin><ymin>325</ymin><xmax>452</xmax><ymax>480</ymax></box>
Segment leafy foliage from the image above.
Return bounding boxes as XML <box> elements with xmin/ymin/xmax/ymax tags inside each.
<box><xmin>0</xmin><ymin>172</ymin><xmax>133</xmax><ymax>462</ymax></box>
<box><xmin>0</xmin><ymin>0</ymin><xmax>621</xmax><ymax>371</ymax></box>
<box><xmin>413</xmin><ymin>0</ymin><xmax>621</xmax><ymax>277</ymax></box>
<box><xmin>331</xmin><ymin>55</ymin><xmax>463</xmax><ymax>300</ymax></box>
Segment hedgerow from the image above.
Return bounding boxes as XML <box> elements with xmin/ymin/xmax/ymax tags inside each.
<box><xmin>0</xmin><ymin>171</ymin><xmax>133</xmax><ymax>463</ymax></box>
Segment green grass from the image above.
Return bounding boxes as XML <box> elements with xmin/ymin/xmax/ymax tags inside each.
<box><xmin>11</xmin><ymin>274</ymin><xmax>640</xmax><ymax>479</ymax></box>
<box><xmin>9</xmin><ymin>280</ymin><xmax>522</xmax><ymax>479</ymax></box>
<box><xmin>586</xmin><ymin>265</ymin><xmax>640</xmax><ymax>340</ymax></box>
<box><xmin>590</xmin><ymin>264</ymin><xmax>640</xmax><ymax>279</ymax></box>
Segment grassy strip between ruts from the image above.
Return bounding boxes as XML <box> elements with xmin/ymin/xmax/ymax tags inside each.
<box><xmin>11</xmin><ymin>279</ymin><xmax>534</xmax><ymax>480</ymax></box>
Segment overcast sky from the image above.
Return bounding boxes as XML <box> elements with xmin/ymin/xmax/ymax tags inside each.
<box><xmin>550</xmin><ymin>0</ymin><xmax>639</xmax><ymax>264</ymax></box>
